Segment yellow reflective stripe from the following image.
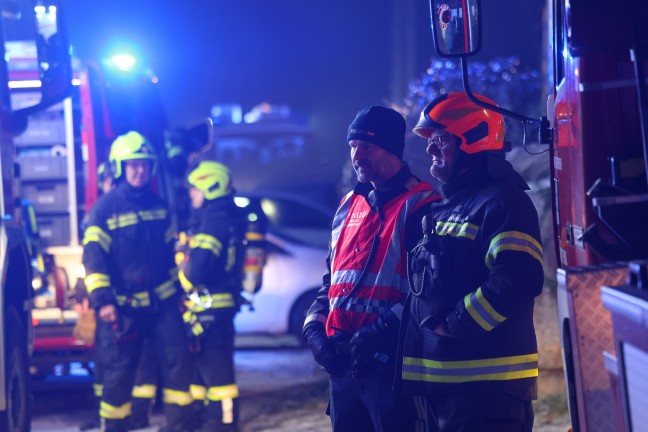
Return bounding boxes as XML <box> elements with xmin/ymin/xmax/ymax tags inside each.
<box><xmin>463</xmin><ymin>287</ymin><xmax>507</xmax><ymax>331</ymax></box>
<box><xmin>436</xmin><ymin>220</ymin><xmax>479</xmax><ymax>240</ymax></box>
<box><xmin>163</xmin><ymin>388</ymin><xmax>193</xmax><ymax>406</ymax></box>
<box><xmin>154</xmin><ymin>278</ymin><xmax>178</xmax><ymax>300</ymax></box>
<box><xmin>85</xmin><ymin>273</ymin><xmax>110</xmax><ymax>293</ymax></box>
<box><xmin>132</xmin><ymin>384</ymin><xmax>157</xmax><ymax>399</ymax></box>
<box><xmin>165</xmin><ymin>226</ymin><xmax>175</xmax><ymax>243</ymax></box>
<box><xmin>82</xmin><ymin>226</ymin><xmax>112</xmax><ymax>252</ymax></box>
<box><xmin>37</xmin><ymin>253</ymin><xmax>45</xmax><ymax>273</ymax></box>
<box><xmin>485</xmin><ymin>231</ymin><xmax>543</xmax><ymax>270</ymax></box>
<box><xmin>178</xmin><ymin>270</ymin><xmax>193</xmax><ymax>291</ymax></box>
<box><xmin>27</xmin><ymin>205</ymin><xmax>38</xmax><ymax>234</ymax></box>
<box><xmin>138</xmin><ymin>209</ymin><xmax>168</xmax><ymax>221</ymax></box>
<box><xmin>192</xmin><ymin>234</ymin><xmax>222</xmax><ymax>256</ymax></box>
<box><xmin>401</xmin><ymin>353</ymin><xmax>539</xmax><ymax>383</ymax></box>
<box><xmin>222</xmin><ymin>397</ymin><xmax>235</xmax><ymax>424</ymax></box>
<box><xmin>116</xmin><ymin>292</ymin><xmax>151</xmax><ymax>308</ymax></box>
<box><xmin>94</xmin><ymin>383</ymin><xmax>103</xmax><ymax>397</ymax></box>
<box><xmin>107</xmin><ymin>212</ymin><xmax>138</xmax><ymax>230</ymax></box>
<box><xmin>182</xmin><ymin>311</ymin><xmax>204</xmax><ymax>336</ymax></box>
<box><xmin>190</xmin><ymin>385</ymin><xmax>206</xmax><ymax>401</ymax></box>
<box><xmin>185</xmin><ymin>293</ymin><xmax>235</xmax><ymax>313</ymax></box>
<box><xmin>100</xmin><ymin>401</ymin><xmax>132</xmax><ymax>419</ymax></box>
<box><xmin>206</xmin><ymin>384</ymin><xmax>239</xmax><ymax>401</ymax></box>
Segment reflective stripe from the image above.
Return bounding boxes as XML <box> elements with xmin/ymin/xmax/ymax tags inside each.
<box><xmin>304</xmin><ymin>312</ymin><xmax>327</xmax><ymax>328</ymax></box>
<box><xmin>138</xmin><ymin>209</ymin><xmax>168</xmax><ymax>221</ymax></box>
<box><xmin>178</xmin><ymin>270</ymin><xmax>193</xmax><ymax>291</ymax></box>
<box><xmin>100</xmin><ymin>401</ymin><xmax>132</xmax><ymax>419</ymax></box>
<box><xmin>182</xmin><ymin>311</ymin><xmax>204</xmax><ymax>336</ymax></box>
<box><xmin>83</xmin><ymin>226</ymin><xmax>112</xmax><ymax>252</ymax></box>
<box><xmin>85</xmin><ymin>273</ymin><xmax>110</xmax><ymax>293</ymax></box>
<box><xmin>184</xmin><ymin>293</ymin><xmax>235</xmax><ymax>313</ymax></box>
<box><xmin>436</xmin><ymin>220</ymin><xmax>479</xmax><ymax>240</ymax></box>
<box><xmin>154</xmin><ymin>278</ymin><xmax>178</xmax><ymax>300</ymax></box>
<box><xmin>190</xmin><ymin>385</ymin><xmax>206</xmax><ymax>401</ymax></box>
<box><xmin>329</xmin><ymin>296</ymin><xmax>395</xmax><ymax>317</ymax></box>
<box><xmin>163</xmin><ymin>388</ymin><xmax>193</xmax><ymax>406</ymax></box>
<box><xmin>94</xmin><ymin>383</ymin><xmax>103</xmax><ymax>397</ymax></box>
<box><xmin>132</xmin><ymin>384</ymin><xmax>157</xmax><ymax>399</ymax></box>
<box><xmin>206</xmin><ymin>384</ymin><xmax>239</xmax><ymax>401</ymax></box>
<box><xmin>485</xmin><ymin>231</ymin><xmax>543</xmax><ymax>270</ymax></box>
<box><xmin>401</xmin><ymin>353</ymin><xmax>539</xmax><ymax>383</ymax></box>
<box><xmin>463</xmin><ymin>287</ymin><xmax>506</xmax><ymax>331</ymax></box>
<box><xmin>222</xmin><ymin>398</ymin><xmax>234</xmax><ymax>424</ymax></box>
<box><xmin>115</xmin><ymin>292</ymin><xmax>151</xmax><ymax>308</ymax></box>
<box><xmin>107</xmin><ymin>212</ymin><xmax>138</xmax><ymax>230</ymax></box>
<box><xmin>27</xmin><ymin>205</ymin><xmax>38</xmax><ymax>234</ymax></box>
<box><xmin>192</xmin><ymin>234</ymin><xmax>223</xmax><ymax>256</ymax></box>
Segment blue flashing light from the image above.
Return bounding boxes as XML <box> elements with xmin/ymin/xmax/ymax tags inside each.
<box><xmin>111</xmin><ymin>54</ymin><xmax>137</xmax><ymax>72</ymax></box>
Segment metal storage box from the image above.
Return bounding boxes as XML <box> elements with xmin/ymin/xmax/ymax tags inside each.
<box><xmin>22</xmin><ymin>182</ymin><xmax>69</xmax><ymax>213</ymax></box>
<box><xmin>37</xmin><ymin>215</ymin><xmax>70</xmax><ymax>247</ymax></box>
<box><xmin>18</xmin><ymin>156</ymin><xmax>67</xmax><ymax>180</ymax></box>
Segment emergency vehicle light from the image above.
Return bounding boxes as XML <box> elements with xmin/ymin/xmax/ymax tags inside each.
<box><xmin>111</xmin><ymin>54</ymin><xmax>137</xmax><ymax>72</ymax></box>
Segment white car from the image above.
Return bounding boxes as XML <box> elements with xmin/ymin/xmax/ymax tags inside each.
<box><xmin>234</xmin><ymin>192</ymin><xmax>332</xmax><ymax>341</ymax></box>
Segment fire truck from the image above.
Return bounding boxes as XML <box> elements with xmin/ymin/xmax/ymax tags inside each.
<box><xmin>427</xmin><ymin>0</ymin><xmax>647</xmax><ymax>430</ymax></box>
<box><xmin>0</xmin><ymin>0</ymin><xmax>72</xmax><ymax>429</ymax></box>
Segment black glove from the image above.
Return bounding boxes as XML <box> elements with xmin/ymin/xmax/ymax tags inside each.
<box><xmin>303</xmin><ymin>322</ymin><xmax>346</xmax><ymax>374</ymax></box>
<box><xmin>350</xmin><ymin>311</ymin><xmax>399</xmax><ymax>375</ymax></box>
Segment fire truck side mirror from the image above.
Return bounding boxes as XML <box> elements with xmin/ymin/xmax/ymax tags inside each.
<box><xmin>429</xmin><ymin>0</ymin><xmax>482</xmax><ymax>58</ymax></box>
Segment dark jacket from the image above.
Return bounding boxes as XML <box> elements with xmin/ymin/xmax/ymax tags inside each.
<box><xmin>402</xmin><ymin>156</ymin><xmax>544</xmax><ymax>400</ymax></box>
<box><xmin>180</xmin><ymin>195</ymin><xmax>243</xmax><ymax>314</ymax></box>
<box><xmin>82</xmin><ymin>182</ymin><xmax>178</xmax><ymax>311</ymax></box>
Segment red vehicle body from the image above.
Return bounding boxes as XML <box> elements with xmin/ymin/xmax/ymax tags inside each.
<box><xmin>550</xmin><ymin>2</ymin><xmax>648</xmax><ymax>431</ymax></box>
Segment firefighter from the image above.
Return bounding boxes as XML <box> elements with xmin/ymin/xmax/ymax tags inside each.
<box><xmin>303</xmin><ymin>106</ymin><xmax>439</xmax><ymax>431</ymax></box>
<box><xmin>178</xmin><ymin>160</ymin><xmax>243</xmax><ymax>432</ymax></box>
<box><xmin>82</xmin><ymin>131</ymin><xmax>193</xmax><ymax>432</ymax></box>
<box><xmin>402</xmin><ymin>92</ymin><xmax>544</xmax><ymax>431</ymax></box>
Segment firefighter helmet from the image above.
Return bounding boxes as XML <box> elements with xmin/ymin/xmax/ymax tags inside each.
<box><xmin>413</xmin><ymin>92</ymin><xmax>506</xmax><ymax>154</ymax></box>
<box><xmin>187</xmin><ymin>161</ymin><xmax>232</xmax><ymax>200</ymax></box>
<box><xmin>109</xmin><ymin>131</ymin><xmax>157</xmax><ymax>179</ymax></box>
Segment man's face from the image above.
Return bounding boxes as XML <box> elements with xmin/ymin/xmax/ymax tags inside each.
<box><xmin>425</xmin><ymin>130</ymin><xmax>460</xmax><ymax>183</ymax></box>
<box><xmin>124</xmin><ymin>159</ymin><xmax>151</xmax><ymax>188</ymax></box>
<box><xmin>349</xmin><ymin>140</ymin><xmax>398</xmax><ymax>187</ymax></box>
<box><xmin>189</xmin><ymin>187</ymin><xmax>205</xmax><ymax>209</ymax></box>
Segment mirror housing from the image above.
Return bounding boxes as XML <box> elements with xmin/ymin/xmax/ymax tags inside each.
<box><xmin>429</xmin><ymin>0</ymin><xmax>482</xmax><ymax>58</ymax></box>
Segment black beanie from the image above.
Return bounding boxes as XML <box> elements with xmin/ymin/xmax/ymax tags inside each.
<box><xmin>347</xmin><ymin>106</ymin><xmax>406</xmax><ymax>160</ymax></box>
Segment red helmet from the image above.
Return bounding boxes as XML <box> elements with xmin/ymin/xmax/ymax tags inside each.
<box><xmin>413</xmin><ymin>92</ymin><xmax>506</xmax><ymax>155</ymax></box>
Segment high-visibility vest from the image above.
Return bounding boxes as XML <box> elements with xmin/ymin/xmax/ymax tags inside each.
<box><xmin>325</xmin><ymin>181</ymin><xmax>435</xmax><ymax>336</ymax></box>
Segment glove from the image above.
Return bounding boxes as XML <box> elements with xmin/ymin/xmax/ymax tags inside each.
<box><xmin>303</xmin><ymin>322</ymin><xmax>346</xmax><ymax>374</ymax></box>
<box><xmin>350</xmin><ymin>311</ymin><xmax>399</xmax><ymax>375</ymax></box>
<box><xmin>73</xmin><ymin>308</ymin><xmax>96</xmax><ymax>345</ymax></box>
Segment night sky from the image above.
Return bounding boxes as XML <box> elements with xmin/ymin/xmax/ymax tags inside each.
<box><xmin>63</xmin><ymin>0</ymin><xmax>546</xmax><ymax>190</ymax></box>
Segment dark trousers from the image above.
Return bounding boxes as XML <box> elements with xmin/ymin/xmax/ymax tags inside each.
<box><xmin>423</xmin><ymin>392</ymin><xmax>534</xmax><ymax>432</ymax></box>
<box><xmin>192</xmin><ymin>315</ymin><xmax>239</xmax><ymax>432</ymax></box>
<box><xmin>130</xmin><ymin>338</ymin><xmax>160</xmax><ymax>428</ymax></box>
<box><xmin>329</xmin><ymin>369</ymin><xmax>420</xmax><ymax>432</ymax></box>
<box><xmin>95</xmin><ymin>305</ymin><xmax>193</xmax><ymax>432</ymax></box>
